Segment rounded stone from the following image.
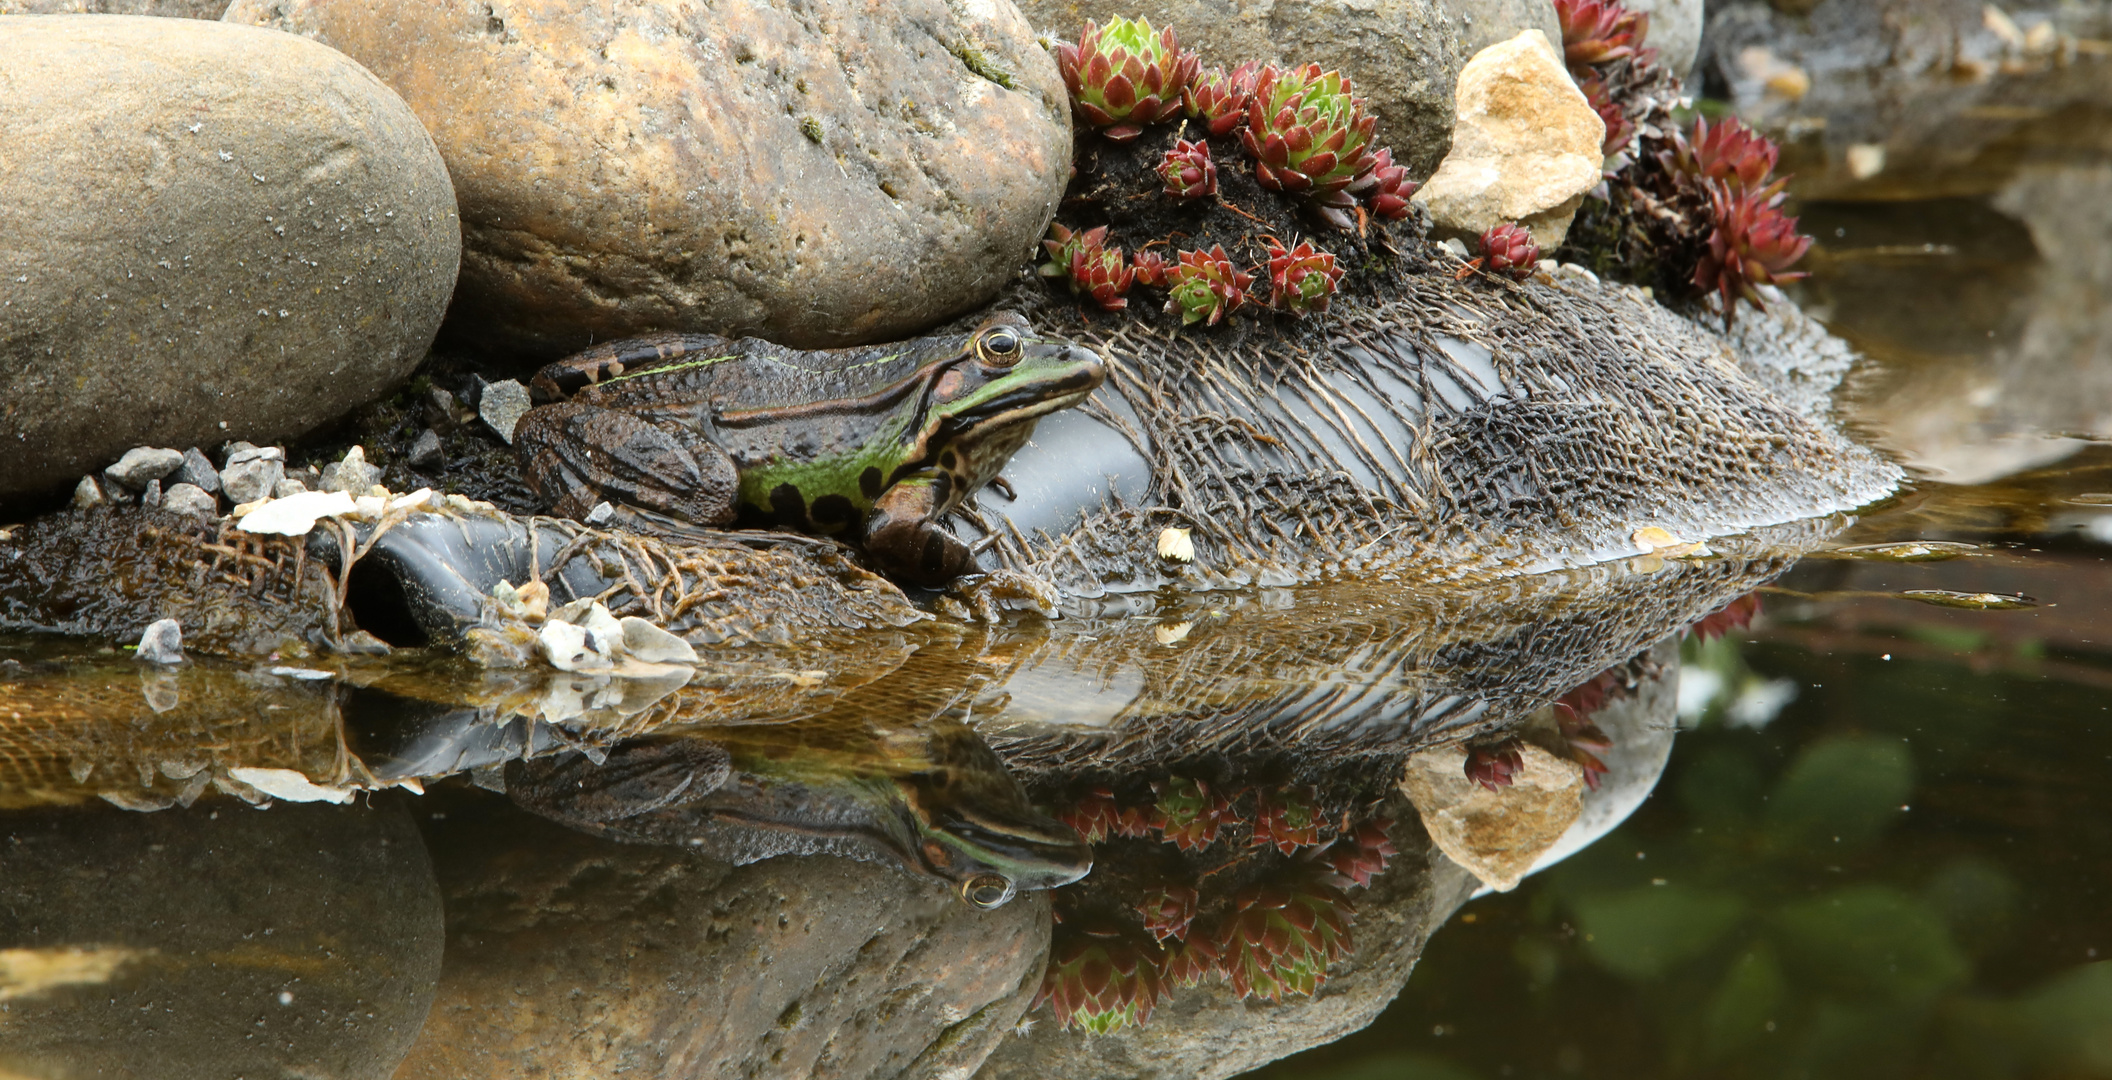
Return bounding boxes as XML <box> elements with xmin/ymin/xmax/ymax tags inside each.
<box><xmin>0</xmin><ymin>16</ymin><xmax>460</xmax><ymax>502</ymax></box>
<box><xmin>224</xmin><ymin>0</ymin><xmax>1073</xmax><ymax>360</ymax></box>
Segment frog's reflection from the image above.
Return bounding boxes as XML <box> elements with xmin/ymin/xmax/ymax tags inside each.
<box><xmin>498</xmin><ymin>721</ymin><xmax>1094</xmax><ymax>908</ymax></box>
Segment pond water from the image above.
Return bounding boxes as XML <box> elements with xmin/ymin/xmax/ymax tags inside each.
<box><xmin>7</xmin><ymin>73</ymin><xmax>2112</xmax><ymax>1080</ymax></box>
<box><xmin>1247</xmin><ymin>193</ymin><xmax>2112</xmax><ymax>1079</ymax></box>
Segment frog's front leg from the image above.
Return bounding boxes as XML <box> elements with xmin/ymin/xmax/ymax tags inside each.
<box><xmin>863</xmin><ymin>472</ymin><xmax>977</xmax><ymax>587</ymax></box>
<box><xmin>515</xmin><ymin>401</ymin><xmax>740</xmax><ymax>525</ymax></box>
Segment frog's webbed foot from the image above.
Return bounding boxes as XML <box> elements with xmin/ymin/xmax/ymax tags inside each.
<box><xmin>985</xmin><ymin>476</ymin><xmax>1017</xmax><ymax>501</ymax></box>
<box><xmin>941</xmin><ymin>569</ymin><xmax>1062</xmax><ymax>623</ymax></box>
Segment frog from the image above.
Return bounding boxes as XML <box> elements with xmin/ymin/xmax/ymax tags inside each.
<box><xmin>513</xmin><ymin>312</ymin><xmax>1106</xmax><ymax>589</ymax></box>
<box><xmin>506</xmin><ymin>721</ymin><xmax>1093</xmax><ymax>908</ymax></box>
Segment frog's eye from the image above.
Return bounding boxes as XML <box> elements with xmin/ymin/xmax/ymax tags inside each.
<box><xmin>976</xmin><ymin>327</ymin><xmax>1023</xmax><ymax>368</ymax></box>
<box><xmin>962</xmin><ymin>873</ymin><xmax>1016</xmax><ymax>909</ymax></box>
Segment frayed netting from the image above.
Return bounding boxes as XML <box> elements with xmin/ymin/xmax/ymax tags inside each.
<box><xmin>966</xmin><ymin>261</ymin><xmax>1898</xmax><ymax>598</ymax></box>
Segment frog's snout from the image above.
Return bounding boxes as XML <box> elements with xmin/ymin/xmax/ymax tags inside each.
<box><xmin>1067</xmin><ymin>344</ymin><xmax>1109</xmax><ymax>393</ymax></box>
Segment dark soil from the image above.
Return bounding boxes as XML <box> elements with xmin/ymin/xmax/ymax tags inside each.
<box><xmin>1039</xmin><ymin>123</ymin><xmax>1436</xmax><ymax>335</ymax></box>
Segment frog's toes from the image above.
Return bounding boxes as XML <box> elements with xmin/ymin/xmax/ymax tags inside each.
<box><xmin>943</xmin><ymin>569</ymin><xmax>1062</xmax><ymax>622</ymax></box>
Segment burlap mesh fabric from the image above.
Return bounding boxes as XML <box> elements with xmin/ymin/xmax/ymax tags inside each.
<box><xmin>971</xmin><ymin>266</ymin><xmax>1898</xmax><ymax>597</ymax></box>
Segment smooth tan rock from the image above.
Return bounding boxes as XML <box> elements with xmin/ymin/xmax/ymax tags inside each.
<box><xmin>226</xmin><ymin>0</ymin><xmax>1071</xmax><ymax>360</ymax></box>
<box><xmin>1400</xmin><ymin>740</ymin><xmax>1584</xmax><ymax>892</ymax></box>
<box><xmin>0</xmin><ymin>16</ymin><xmax>459</xmax><ymax>502</ymax></box>
<box><xmin>1412</xmin><ymin>29</ymin><xmax>1605</xmax><ymax>249</ymax></box>
<box><xmin>393</xmin><ymin>800</ymin><xmax>1050</xmax><ymax>1080</ymax></box>
<box><xmin>1015</xmin><ymin>0</ymin><xmax>1466</xmax><ymax>175</ymax></box>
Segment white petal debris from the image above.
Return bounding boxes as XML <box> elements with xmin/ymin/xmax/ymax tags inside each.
<box><xmin>1630</xmin><ymin>525</ymin><xmax>1711</xmax><ymax>559</ymax></box>
<box><xmin>226</xmin><ymin>767</ymin><xmax>357</xmax><ymax>804</ymax></box>
<box><xmin>234</xmin><ymin>490</ymin><xmax>357</xmax><ymax>535</ymax></box>
<box><xmin>1156</xmin><ymin>526</ymin><xmax>1195</xmax><ymax>563</ymax></box>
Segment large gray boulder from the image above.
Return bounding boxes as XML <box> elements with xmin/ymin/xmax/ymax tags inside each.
<box><xmin>224</xmin><ymin>0</ymin><xmax>1073</xmax><ymax>361</ymax></box>
<box><xmin>0</xmin><ymin>799</ymin><xmax>444</xmax><ymax>1080</ymax></box>
<box><xmin>0</xmin><ymin>16</ymin><xmax>459</xmax><ymax>503</ymax></box>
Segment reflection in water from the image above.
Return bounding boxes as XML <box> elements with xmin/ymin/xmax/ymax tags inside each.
<box><xmin>0</xmin><ymin>521</ymin><xmax>1823</xmax><ymax>1077</ymax></box>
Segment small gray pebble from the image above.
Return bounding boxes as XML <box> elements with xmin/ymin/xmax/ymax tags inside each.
<box><xmin>423</xmin><ymin>386</ymin><xmax>460</xmax><ymax>431</ymax></box>
<box><xmin>273</xmin><ymin>477</ymin><xmax>310</xmax><ymax>498</ymax></box>
<box><xmin>135</xmin><ymin>618</ymin><xmax>185</xmax><ymax>665</ymax></box>
<box><xmin>140</xmin><ymin>479</ymin><xmax>162</xmax><ymax>509</ymax></box>
<box><xmin>219</xmin><ymin>440</ymin><xmax>259</xmax><ymax>467</ymax></box>
<box><xmin>480</xmin><ymin>380</ymin><xmax>532</xmax><ymax>445</ymax></box>
<box><xmin>221</xmin><ymin>456</ymin><xmax>285</xmax><ymax>505</ymax></box>
<box><xmin>408</xmin><ymin>428</ymin><xmax>445</xmax><ymax>469</ymax></box>
<box><xmin>174</xmin><ymin>447</ymin><xmax>221</xmax><ymax>494</ymax></box>
<box><xmin>103</xmin><ymin>446</ymin><xmax>184</xmax><ymax>491</ymax></box>
<box><xmin>223</xmin><ymin>443</ymin><xmax>285</xmax><ymax>469</ymax></box>
<box><xmin>319</xmin><ymin>445</ymin><xmax>382</xmax><ymax>494</ymax></box>
<box><xmin>71</xmin><ymin>475</ymin><xmax>106</xmax><ymax>509</ymax></box>
<box><xmin>161</xmin><ymin>483</ymin><xmax>219</xmax><ymax>519</ymax></box>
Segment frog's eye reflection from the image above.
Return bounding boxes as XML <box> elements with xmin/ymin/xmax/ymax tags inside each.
<box><xmin>976</xmin><ymin>328</ymin><xmax>1023</xmax><ymax>367</ymax></box>
<box><xmin>962</xmin><ymin>873</ymin><xmax>1016</xmax><ymax>908</ymax></box>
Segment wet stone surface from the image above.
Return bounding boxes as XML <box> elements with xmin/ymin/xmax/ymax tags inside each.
<box><xmin>0</xmin><ymin>798</ymin><xmax>444</xmax><ymax>1080</ymax></box>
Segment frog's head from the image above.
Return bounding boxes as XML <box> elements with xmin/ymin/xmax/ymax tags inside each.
<box><xmin>889</xmin><ymin>723</ymin><xmax>1094</xmax><ymax>908</ymax></box>
<box><xmin>905</xmin><ymin>312</ymin><xmax>1106</xmax><ymax>501</ymax></box>
<box><xmin>898</xmin><ymin>784</ymin><xmax>1096</xmax><ymax>908</ymax></box>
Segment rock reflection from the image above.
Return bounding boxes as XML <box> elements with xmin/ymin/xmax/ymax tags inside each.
<box><xmin>0</xmin><ymin>799</ymin><xmax>442</xmax><ymax>1080</ymax></box>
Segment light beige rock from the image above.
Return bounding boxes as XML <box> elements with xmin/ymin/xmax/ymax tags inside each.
<box><xmin>0</xmin><ymin>16</ymin><xmax>459</xmax><ymax>501</ymax></box>
<box><xmin>1411</xmin><ymin>29</ymin><xmax>1605</xmax><ymax>250</ymax></box>
<box><xmin>225</xmin><ymin>0</ymin><xmax>1072</xmax><ymax>360</ymax></box>
<box><xmin>1399</xmin><ymin>740</ymin><xmax>1584</xmax><ymax>892</ymax></box>
<box><xmin>1015</xmin><ymin>0</ymin><xmax>1466</xmax><ymax>175</ymax></box>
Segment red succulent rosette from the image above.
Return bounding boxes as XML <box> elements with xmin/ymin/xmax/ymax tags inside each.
<box><xmin>1465</xmin><ymin>741</ymin><xmax>1527</xmax><ymax>792</ymax></box>
<box><xmin>1164</xmin><ymin>933</ymin><xmax>1223</xmax><ymax>987</ymax></box>
<box><xmin>1054</xmin><ymin>17</ymin><xmax>1199</xmax><ymax>142</ymax></box>
<box><xmin>1695</xmin><ymin>183</ymin><xmax>1811</xmax><ymax>325</ymax></box>
<box><xmin>1251</xmin><ymin>784</ymin><xmax>1324</xmax><ymax>853</ymax></box>
<box><xmin>1347</xmin><ymin>146</ymin><xmax>1416</xmax><ymax>221</ymax></box>
<box><xmin>1163</xmin><ymin>245</ymin><xmax>1255</xmax><ymax>327</ymax></box>
<box><xmin>1263</xmin><ymin>238</ymin><xmax>1345</xmax><ymax>317</ymax></box>
<box><xmin>1158</xmin><ymin>137</ymin><xmax>1219</xmax><ymax>199</ymax></box>
<box><xmin>1058</xmin><ymin>785</ymin><xmax>1122</xmax><ymax>843</ymax></box>
<box><xmin>1214</xmin><ymin>880</ymin><xmax>1355</xmax><ymax>1001</ymax></box>
<box><xmin>1240</xmin><ymin>63</ymin><xmax>1378</xmax><ymax>230</ymax></box>
<box><xmin>1183</xmin><ymin>61</ymin><xmax>1260</xmax><ymax>137</ymax></box>
<box><xmin>1478</xmin><ymin>222</ymin><xmax>1541</xmax><ymax>280</ymax></box>
<box><xmin>1555</xmin><ymin>0</ymin><xmax>1651</xmax><ymax>69</ymax></box>
<box><xmin>1662</xmin><ymin>116</ymin><xmax>1785</xmax><ymax>197</ymax></box>
<box><xmin>1151</xmin><ymin>775</ymin><xmax>1236</xmax><ymax>850</ymax></box>
<box><xmin>1136</xmin><ymin>882</ymin><xmax>1200</xmax><ymax>943</ymax></box>
<box><xmin>1313</xmin><ymin>818</ymin><xmax>1397</xmax><ymax>889</ymax></box>
<box><xmin>1577</xmin><ymin>73</ymin><xmax>1635</xmax><ymax>159</ymax></box>
<box><xmin>1036</xmin><ymin>920</ymin><xmax>1170</xmax><ymax>1034</ymax></box>
<box><xmin>1038</xmin><ymin>223</ymin><xmax>1134</xmax><ymax>311</ymax></box>
<box><xmin>1131</xmin><ymin>249</ymin><xmax>1170</xmax><ymax>288</ymax></box>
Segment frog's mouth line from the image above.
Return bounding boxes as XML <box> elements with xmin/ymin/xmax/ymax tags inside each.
<box><xmin>946</xmin><ymin>373</ymin><xmax>1102</xmax><ymax>438</ymax></box>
